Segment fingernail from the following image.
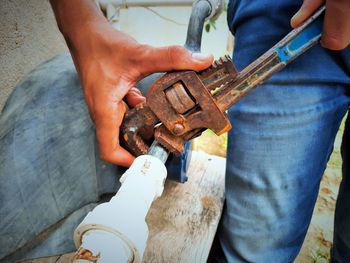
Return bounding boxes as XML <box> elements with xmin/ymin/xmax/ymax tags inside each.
<box><xmin>130</xmin><ymin>87</ymin><xmax>140</xmax><ymax>93</ymax></box>
<box><xmin>291</xmin><ymin>12</ymin><xmax>299</xmax><ymax>21</ymax></box>
<box><xmin>192</xmin><ymin>52</ymin><xmax>212</xmax><ymax>61</ymax></box>
<box><xmin>290</xmin><ymin>12</ymin><xmax>300</xmax><ymax>27</ymax></box>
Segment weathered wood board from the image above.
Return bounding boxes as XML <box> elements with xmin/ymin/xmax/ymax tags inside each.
<box><xmin>22</xmin><ymin>151</ymin><xmax>226</xmax><ymax>263</ymax></box>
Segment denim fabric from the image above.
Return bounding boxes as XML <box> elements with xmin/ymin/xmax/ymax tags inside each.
<box><xmin>215</xmin><ymin>1</ymin><xmax>350</xmax><ymax>262</ymax></box>
<box><xmin>227</xmin><ymin>0</ymin><xmax>350</xmax><ymax>84</ymax></box>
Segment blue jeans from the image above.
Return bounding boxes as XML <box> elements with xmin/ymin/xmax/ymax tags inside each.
<box><xmin>217</xmin><ymin>83</ymin><xmax>350</xmax><ymax>262</ymax></box>
<box><xmin>214</xmin><ymin>1</ymin><xmax>350</xmax><ymax>262</ymax></box>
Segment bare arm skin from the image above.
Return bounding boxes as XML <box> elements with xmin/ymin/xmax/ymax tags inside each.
<box><xmin>50</xmin><ymin>0</ymin><xmax>213</xmax><ymax>167</ymax></box>
<box><xmin>291</xmin><ymin>0</ymin><xmax>350</xmax><ymax>50</ymax></box>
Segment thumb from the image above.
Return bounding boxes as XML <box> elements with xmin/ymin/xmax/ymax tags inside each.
<box><xmin>125</xmin><ymin>87</ymin><xmax>146</xmax><ymax>107</ymax></box>
<box><xmin>137</xmin><ymin>45</ymin><xmax>213</xmax><ymax>76</ymax></box>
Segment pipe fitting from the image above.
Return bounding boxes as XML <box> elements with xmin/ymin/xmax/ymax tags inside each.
<box><xmin>73</xmin><ymin>155</ymin><xmax>167</xmax><ymax>263</ymax></box>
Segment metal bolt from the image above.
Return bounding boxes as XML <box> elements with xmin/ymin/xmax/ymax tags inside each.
<box><xmin>173</xmin><ymin>124</ymin><xmax>184</xmax><ymax>134</ymax></box>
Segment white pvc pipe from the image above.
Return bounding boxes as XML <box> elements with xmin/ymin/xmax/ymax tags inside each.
<box><xmin>74</xmin><ymin>230</ymin><xmax>131</xmax><ymax>262</ymax></box>
<box><xmin>73</xmin><ymin>155</ymin><xmax>167</xmax><ymax>263</ymax></box>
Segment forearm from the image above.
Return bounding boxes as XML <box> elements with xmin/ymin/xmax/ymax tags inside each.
<box><xmin>50</xmin><ymin>0</ymin><xmax>108</xmax><ymax>47</ymax></box>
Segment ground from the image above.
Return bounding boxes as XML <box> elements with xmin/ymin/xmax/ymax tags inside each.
<box><xmin>192</xmin><ymin>120</ymin><xmax>345</xmax><ymax>263</ymax></box>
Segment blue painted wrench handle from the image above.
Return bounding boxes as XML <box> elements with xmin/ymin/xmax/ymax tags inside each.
<box><xmin>276</xmin><ymin>6</ymin><xmax>324</xmax><ymax>63</ymax></box>
<box><xmin>217</xmin><ymin>6</ymin><xmax>325</xmax><ymax>111</ymax></box>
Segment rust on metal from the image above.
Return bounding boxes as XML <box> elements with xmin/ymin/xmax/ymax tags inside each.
<box><xmin>120</xmin><ymin>56</ymin><xmax>238</xmax><ymax>156</ymax></box>
<box><xmin>73</xmin><ymin>248</ymin><xmax>100</xmax><ymax>263</ymax></box>
<box><xmin>120</xmin><ymin>56</ymin><xmax>240</xmax><ymax>156</ymax></box>
<box><xmin>154</xmin><ymin>126</ymin><xmax>185</xmax><ymax>155</ymax></box>
<box><xmin>146</xmin><ymin>57</ymin><xmax>237</xmax><ymax>136</ymax></box>
<box><xmin>165</xmin><ymin>82</ymin><xmax>195</xmax><ymax>114</ymax></box>
<box><xmin>120</xmin><ymin>102</ymin><xmax>158</xmax><ymax>156</ymax></box>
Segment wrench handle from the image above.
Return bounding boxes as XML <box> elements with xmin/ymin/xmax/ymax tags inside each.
<box><xmin>214</xmin><ymin>6</ymin><xmax>325</xmax><ymax>112</ymax></box>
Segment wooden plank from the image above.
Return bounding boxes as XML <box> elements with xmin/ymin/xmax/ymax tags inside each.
<box><xmin>143</xmin><ymin>151</ymin><xmax>225</xmax><ymax>263</ymax></box>
<box><xmin>25</xmin><ymin>151</ymin><xmax>226</xmax><ymax>263</ymax></box>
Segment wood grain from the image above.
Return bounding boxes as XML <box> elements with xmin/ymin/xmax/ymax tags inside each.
<box><xmin>143</xmin><ymin>151</ymin><xmax>225</xmax><ymax>263</ymax></box>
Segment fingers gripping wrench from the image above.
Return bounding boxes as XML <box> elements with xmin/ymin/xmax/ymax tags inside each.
<box><xmin>121</xmin><ymin>6</ymin><xmax>325</xmax><ymax>157</ymax></box>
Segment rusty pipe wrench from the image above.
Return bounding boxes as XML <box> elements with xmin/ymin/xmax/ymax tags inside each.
<box><xmin>121</xmin><ymin>6</ymin><xmax>325</xmax><ymax>157</ymax></box>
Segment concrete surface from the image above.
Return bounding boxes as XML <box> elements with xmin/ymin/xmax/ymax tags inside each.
<box><xmin>0</xmin><ymin>0</ymin><xmax>67</xmax><ymax>111</ymax></box>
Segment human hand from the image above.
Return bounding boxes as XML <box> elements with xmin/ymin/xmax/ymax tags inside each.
<box><xmin>73</xmin><ymin>26</ymin><xmax>212</xmax><ymax>167</ymax></box>
<box><xmin>51</xmin><ymin>0</ymin><xmax>213</xmax><ymax>167</ymax></box>
<box><xmin>291</xmin><ymin>0</ymin><xmax>350</xmax><ymax>50</ymax></box>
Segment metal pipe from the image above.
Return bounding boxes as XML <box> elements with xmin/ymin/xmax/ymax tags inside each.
<box><xmin>147</xmin><ymin>0</ymin><xmax>215</xmax><ymax>159</ymax></box>
<box><xmin>148</xmin><ymin>141</ymin><xmax>169</xmax><ymax>163</ymax></box>
<box><xmin>73</xmin><ymin>155</ymin><xmax>168</xmax><ymax>263</ymax></box>
<box><xmin>184</xmin><ymin>0</ymin><xmax>211</xmax><ymax>52</ymax></box>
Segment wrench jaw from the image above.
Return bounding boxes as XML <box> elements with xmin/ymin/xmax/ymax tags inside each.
<box><xmin>146</xmin><ymin>55</ymin><xmax>237</xmax><ymax>155</ymax></box>
<box><xmin>120</xmin><ymin>102</ymin><xmax>158</xmax><ymax>156</ymax></box>
<box><xmin>154</xmin><ymin>126</ymin><xmax>186</xmax><ymax>156</ymax></box>
<box><xmin>121</xmin><ymin>56</ymin><xmax>238</xmax><ymax>156</ymax></box>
